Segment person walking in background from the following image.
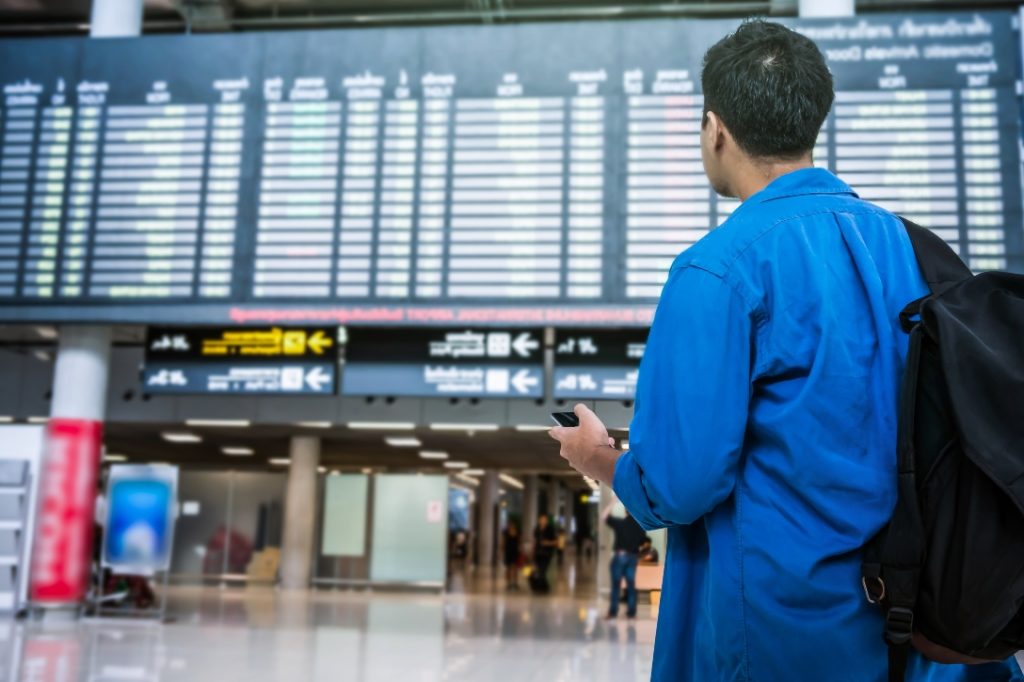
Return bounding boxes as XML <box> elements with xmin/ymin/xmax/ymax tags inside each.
<box><xmin>638</xmin><ymin>537</ymin><xmax>659</xmax><ymax>565</ymax></box>
<box><xmin>603</xmin><ymin>501</ymin><xmax>647</xmax><ymax>619</ymax></box>
<box><xmin>503</xmin><ymin>520</ymin><xmax>521</xmax><ymax>591</ymax></box>
<box><xmin>531</xmin><ymin>514</ymin><xmax>558</xmax><ymax>594</ymax></box>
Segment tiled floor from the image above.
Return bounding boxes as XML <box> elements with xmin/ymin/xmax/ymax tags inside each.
<box><xmin>0</xmin><ymin>570</ymin><xmax>656</xmax><ymax>681</ymax></box>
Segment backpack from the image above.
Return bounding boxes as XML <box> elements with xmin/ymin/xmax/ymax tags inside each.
<box><xmin>861</xmin><ymin>217</ymin><xmax>1024</xmax><ymax>681</ymax></box>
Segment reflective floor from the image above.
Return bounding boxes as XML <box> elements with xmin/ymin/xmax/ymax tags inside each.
<box><xmin>0</xmin><ymin>567</ymin><xmax>655</xmax><ymax>681</ymax></box>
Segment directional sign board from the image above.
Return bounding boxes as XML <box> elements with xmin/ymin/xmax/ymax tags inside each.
<box><xmin>143</xmin><ymin>327</ymin><xmax>338</xmax><ymax>395</ymax></box>
<box><xmin>342</xmin><ymin>328</ymin><xmax>544</xmax><ymax>398</ymax></box>
<box><xmin>553</xmin><ymin>330</ymin><xmax>648</xmax><ymax>400</ymax></box>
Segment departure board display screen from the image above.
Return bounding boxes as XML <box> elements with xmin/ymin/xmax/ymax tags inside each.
<box><xmin>0</xmin><ymin>11</ymin><xmax>1019</xmax><ymax>326</ymax></box>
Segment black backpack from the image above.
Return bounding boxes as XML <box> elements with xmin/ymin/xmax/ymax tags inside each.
<box><xmin>861</xmin><ymin>217</ymin><xmax>1024</xmax><ymax>680</ymax></box>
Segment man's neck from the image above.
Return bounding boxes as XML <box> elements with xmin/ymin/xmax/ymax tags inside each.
<box><xmin>733</xmin><ymin>156</ymin><xmax>814</xmax><ymax>202</ymax></box>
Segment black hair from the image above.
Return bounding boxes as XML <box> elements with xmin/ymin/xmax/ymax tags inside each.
<box><xmin>701</xmin><ymin>19</ymin><xmax>834</xmax><ymax>160</ymax></box>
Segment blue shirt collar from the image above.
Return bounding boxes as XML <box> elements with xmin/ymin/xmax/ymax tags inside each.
<box><xmin>747</xmin><ymin>167</ymin><xmax>858</xmax><ymax>204</ymax></box>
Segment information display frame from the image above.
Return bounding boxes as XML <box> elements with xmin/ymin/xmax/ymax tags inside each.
<box><xmin>0</xmin><ymin>11</ymin><xmax>1018</xmax><ymax>326</ymax></box>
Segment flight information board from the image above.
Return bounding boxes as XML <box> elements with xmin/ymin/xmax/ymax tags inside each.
<box><xmin>0</xmin><ymin>11</ymin><xmax>1019</xmax><ymax>326</ymax></box>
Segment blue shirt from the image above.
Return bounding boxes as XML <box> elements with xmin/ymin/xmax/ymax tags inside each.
<box><xmin>613</xmin><ymin>168</ymin><xmax>1023</xmax><ymax>682</ymax></box>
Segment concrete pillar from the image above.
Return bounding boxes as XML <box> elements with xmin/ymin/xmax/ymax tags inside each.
<box><xmin>546</xmin><ymin>477</ymin><xmax>560</xmax><ymax>522</ymax></box>
<box><xmin>522</xmin><ymin>474</ymin><xmax>539</xmax><ymax>549</ymax></box>
<box><xmin>90</xmin><ymin>0</ymin><xmax>144</xmax><ymax>38</ymax></box>
<box><xmin>280</xmin><ymin>436</ymin><xmax>320</xmax><ymax>589</ymax></box>
<box><xmin>597</xmin><ymin>482</ymin><xmax>615</xmax><ymax>596</ymax></box>
<box><xmin>29</xmin><ymin>326</ymin><xmax>112</xmax><ymax>608</ymax></box>
<box><xmin>51</xmin><ymin>326</ymin><xmax>112</xmax><ymax>421</ymax></box>
<box><xmin>477</xmin><ymin>471</ymin><xmax>498</xmax><ymax>568</ymax></box>
<box><xmin>798</xmin><ymin>0</ymin><xmax>854</xmax><ymax>17</ymax></box>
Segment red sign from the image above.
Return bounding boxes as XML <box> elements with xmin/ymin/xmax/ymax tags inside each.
<box><xmin>29</xmin><ymin>418</ymin><xmax>103</xmax><ymax>604</ymax></box>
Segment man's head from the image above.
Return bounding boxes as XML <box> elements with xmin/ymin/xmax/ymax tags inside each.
<box><xmin>700</xmin><ymin>19</ymin><xmax>834</xmax><ymax>197</ymax></box>
<box><xmin>538</xmin><ymin>514</ymin><xmax>549</xmax><ymax>529</ymax></box>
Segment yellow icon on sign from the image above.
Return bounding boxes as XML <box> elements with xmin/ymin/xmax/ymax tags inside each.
<box><xmin>306</xmin><ymin>330</ymin><xmax>332</xmax><ymax>355</ymax></box>
<box><xmin>282</xmin><ymin>331</ymin><xmax>307</xmax><ymax>355</ymax></box>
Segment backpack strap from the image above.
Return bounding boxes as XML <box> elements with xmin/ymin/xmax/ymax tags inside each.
<box><xmin>898</xmin><ymin>216</ymin><xmax>972</xmax><ymax>295</ymax></box>
<box><xmin>897</xmin><ymin>217</ymin><xmax>972</xmax><ymax>331</ymax></box>
<box><xmin>879</xmin><ymin>325</ymin><xmax>929</xmax><ymax>682</ymax></box>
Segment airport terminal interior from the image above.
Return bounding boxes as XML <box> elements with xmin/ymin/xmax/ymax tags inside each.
<box><xmin>0</xmin><ymin>0</ymin><xmax>1023</xmax><ymax>679</ymax></box>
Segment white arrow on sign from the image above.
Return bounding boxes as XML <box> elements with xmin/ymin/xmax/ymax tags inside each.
<box><xmin>512</xmin><ymin>332</ymin><xmax>540</xmax><ymax>358</ymax></box>
<box><xmin>511</xmin><ymin>368</ymin><xmax>540</xmax><ymax>395</ymax></box>
<box><xmin>304</xmin><ymin>366</ymin><xmax>330</xmax><ymax>391</ymax></box>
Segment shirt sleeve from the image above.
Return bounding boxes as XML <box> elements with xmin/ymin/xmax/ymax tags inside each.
<box><xmin>613</xmin><ymin>265</ymin><xmax>758</xmax><ymax>531</ymax></box>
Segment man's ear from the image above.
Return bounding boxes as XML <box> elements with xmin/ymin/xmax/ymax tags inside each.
<box><xmin>705</xmin><ymin>111</ymin><xmax>728</xmax><ymax>152</ymax></box>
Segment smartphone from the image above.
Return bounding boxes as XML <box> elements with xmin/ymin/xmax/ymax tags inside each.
<box><xmin>550</xmin><ymin>411</ymin><xmax>580</xmax><ymax>428</ymax></box>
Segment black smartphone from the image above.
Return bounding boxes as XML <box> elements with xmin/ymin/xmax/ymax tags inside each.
<box><xmin>550</xmin><ymin>411</ymin><xmax>580</xmax><ymax>427</ymax></box>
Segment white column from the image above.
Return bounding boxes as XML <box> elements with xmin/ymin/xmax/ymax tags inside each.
<box><xmin>522</xmin><ymin>474</ymin><xmax>539</xmax><ymax>551</ymax></box>
<box><xmin>90</xmin><ymin>0</ymin><xmax>144</xmax><ymax>38</ymax></box>
<box><xmin>477</xmin><ymin>471</ymin><xmax>498</xmax><ymax>568</ymax></box>
<box><xmin>798</xmin><ymin>0</ymin><xmax>854</xmax><ymax>17</ymax></box>
<box><xmin>51</xmin><ymin>326</ymin><xmax>112</xmax><ymax>421</ymax></box>
<box><xmin>280</xmin><ymin>436</ymin><xmax>320</xmax><ymax>589</ymax></box>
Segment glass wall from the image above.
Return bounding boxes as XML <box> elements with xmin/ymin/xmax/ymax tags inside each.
<box><xmin>170</xmin><ymin>471</ymin><xmax>285</xmax><ymax>581</ymax></box>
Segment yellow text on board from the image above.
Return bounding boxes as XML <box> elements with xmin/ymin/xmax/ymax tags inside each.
<box><xmin>200</xmin><ymin>328</ymin><xmax>334</xmax><ymax>357</ymax></box>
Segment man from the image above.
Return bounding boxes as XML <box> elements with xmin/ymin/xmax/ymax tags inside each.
<box><xmin>550</xmin><ymin>19</ymin><xmax>1023</xmax><ymax>681</ymax></box>
<box><xmin>532</xmin><ymin>513</ymin><xmax>558</xmax><ymax>594</ymax></box>
<box><xmin>603</xmin><ymin>502</ymin><xmax>648</xmax><ymax>619</ymax></box>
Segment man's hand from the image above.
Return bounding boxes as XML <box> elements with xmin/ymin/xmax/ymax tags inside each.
<box><xmin>548</xmin><ymin>403</ymin><xmax>622</xmax><ymax>485</ymax></box>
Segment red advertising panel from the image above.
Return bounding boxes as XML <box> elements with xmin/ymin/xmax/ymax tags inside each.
<box><xmin>29</xmin><ymin>418</ymin><xmax>103</xmax><ymax>604</ymax></box>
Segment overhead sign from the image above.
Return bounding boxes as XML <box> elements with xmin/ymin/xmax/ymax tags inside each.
<box><xmin>143</xmin><ymin>326</ymin><xmax>338</xmax><ymax>395</ymax></box>
<box><xmin>553</xmin><ymin>330</ymin><xmax>648</xmax><ymax>400</ymax></box>
<box><xmin>146</xmin><ymin>327</ymin><xmax>337</xmax><ymax>361</ymax></box>
<box><xmin>342</xmin><ymin>328</ymin><xmax>544</xmax><ymax>398</ymax></box>
<box><xmin>142</xmin><ymin>363</ymin><xmax>335</xmax><ymax>395</ymax></box>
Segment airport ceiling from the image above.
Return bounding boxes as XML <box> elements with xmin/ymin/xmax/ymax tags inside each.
<box><xmin>0</xmin><ymin>0</ymin><xmax>1020</xmax><ymax>35</ymax></box>
<box><xmin>103</xmin><ymin>421</ymin><xmax>599</xmax><ymax>488</ymax></box>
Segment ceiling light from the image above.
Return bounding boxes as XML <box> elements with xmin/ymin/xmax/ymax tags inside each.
<box><xmin>317</xmin><ymin>466</ymin><xmax>327</xmax><ymax>474</ymax></box>
<box><xmin>102</xmin><ymin>454</ymin><xmax>127</xmax><ymax>462</ymax></box>
<box><xmin>463</xmin><ymin>468</ymin><xmax>485</xmax><ymax>476</ymax></box>
<box><xmin>162</xmin><ymin>432</ymin><xmax>202</xmax><ymax>444</ymax></box>
<box><xmin>269</xmin><ymin>458</ymin><xmax>291</xmax><ymax>466</ymax></box>
<box><xmin>419</xmin><ymin>450</ymin><xmax>449</xmax><ymax>460</ymax></box>
<box><xmin>443</xmin><ymin>461</ymin><xmax>469</xmax><ymax>469</ymax></box>
<box><xmin>455</xmin><ymin>473</ymin><xmax>480</xmax><ymax>487</ymax></box>
<box><xmin>0</xmin><ymin>416</ymin><xmax>14</xmax><ymax>423</ymax></box>
<box><xmin>185</xmin><ymin>419</ymin><xmax>250</xmax><ymax>428</ymax></box>
<box><xmin>385</xmin><ymin>437</ymin><xmax>422</xmax><ymax>448</ymax></box>
<box><xmin>27</xmin><ymin>416</ymin><xmax>48</xmax><ymax>424</ymax></box>
<box><xmin>621</xmin><ymin>441</ymin><xmax>630</xmax><ymax>450</ymax></box>
<box><xmin>33</xmin><ymin>351</ymin><xmax>51</xmax><ymax>362</ymax></box>
<box><xmin>221</xmin><ymin>447</ymin><xmax>253</xmax><ymax>456</ymax></box>
<box><xmin>295</xmin><ymin>421</ymin><xmax>332</xmax><ymax>429</ymax></box>
<box><xmin>329</xmin><ymin>470</ymin><xmax>340</xmax><ymax>476</ymax></box>
<box><xmin>612</xmin><ymin>427</ymin><xmax>630</xmax><ymax>433</ymax></box>
<box><xmin>500</xmin><ymin>473</ymin><xmax>524</xmax><ymax>490</ymax></box>
<box><xmin>34</xmin><ymin>326</ymin><xmax>57</xmax><ymax>340</ymax></box>
<box><xmin>514</xmin><ymin>424</ymin><xmax>551</xmax><ymax>432</ymax></box>
<box><xmin>429</xmin><ymin>423</ymin><xmax>499</xmax><ymax>432</ymax></box>
<box><xmin>361</xmin><ymin>467</ymin><xmax>373</xmax><ymax>474</ymax></box>
<box><xmin>347</xmin><ymin>421</ymin><xmax>416</xmax><ymax>430</ymax></box>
